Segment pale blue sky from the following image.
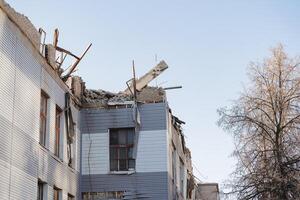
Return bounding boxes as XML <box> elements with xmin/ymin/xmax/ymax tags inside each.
<box><xmin>8</xmin><ymin>0</ymin><xmax>300</xmax><ymax>189</ymax></box>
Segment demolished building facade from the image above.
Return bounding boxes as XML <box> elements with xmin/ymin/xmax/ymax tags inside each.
<box><xmin>0</xmin><ymin>1</ymin><xmax>196</xmax><ymax>199</ymax></box>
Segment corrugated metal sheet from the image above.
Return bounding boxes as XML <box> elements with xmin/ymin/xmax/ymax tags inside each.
<box><xmin>80</xmin><ymin>103</ymin><xmax>167</xmax><ymax>133</ymax></box>
<box><xmin>0</xmin><ymin>8</ymin><xmax>80</xmax><ymax>199</ymax></box>
<box><xmin>80</xmin><ymin>103</ymin><xmax>169</xmax><ymax>199</ymax></box>
<box><xmin>136</xmin><ymin>130</ymin><xmax>168</xmax><ymax>172</ymax></box>
<box><xmin>81</xmin><ymin>133</ymin><xmax>109</xmax><ymax>175</ymax></box>
<box><xmin>81</xmin><ymin>172</ymin><xmax>169</xmax><ymax>200</ymax></box>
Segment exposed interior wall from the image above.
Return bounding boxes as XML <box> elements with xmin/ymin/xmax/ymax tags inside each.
<box><xmin>167</xmin><ymin>110</ymin><xmax>195</xmax><ymax>200</ymax></box>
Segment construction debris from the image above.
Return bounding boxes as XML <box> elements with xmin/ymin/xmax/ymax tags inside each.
<box><xmin>0</xmin><ymin>0</ymin><xmax>41</xmax><ymax>49</ymax></box>
<box><xmin>136</xmin><ymin>86</ymin><xmax>165</xmax><ymax>103</ymax></box>
<box><xmin>82</xmin><ymin>89</ymin><xmax>132</xmax><ymax>106</ymax></box>
<box><xmin>124</xmin><ymin>60</ymin><xmax>168</xmax><ymax>95</ymax></box>
<box><xmin>82</xmin><ymin>86</ymin><xmax>165</xmax><ymax>108</ymax></box>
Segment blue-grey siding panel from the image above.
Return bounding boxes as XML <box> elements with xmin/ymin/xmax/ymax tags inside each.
<box><xmin>80</xmin><ymin>103</ymin><xmax>167</xmax><ymax>133</ymax></box>
<box><xmin>81</xmin><ymin>172</ymin><xmax>169</xmax><ymax>200</ymax></box>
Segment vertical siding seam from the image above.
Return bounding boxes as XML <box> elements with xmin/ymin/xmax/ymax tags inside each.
<box><xmin>8</xmin><ymin>32</ymin><xmax>17</xmax><ymax>200</ymax></box>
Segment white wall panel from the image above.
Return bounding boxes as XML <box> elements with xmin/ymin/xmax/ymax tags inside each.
<box><xmin>136</xmin><ymin>130</ymin><xmax>168</xmax><ymax>172</ymax></box>
<box><xmin>9</xmin><ymin>166</ymin><xmax>37</xmax><ymax>200</ymax></box>
<box><xmin>0</xmin><ymin>13</ymin><xmax>15</xmax><ymax>123</ymax></box>
<box><xmin>0</xmin><ymin>159</ymin><xmax>10</xmax><ymax>200</ymax></box>
<box><xmin>13</xmin><ymin>35</ymin><xmax>41</xmax><ymax>142</ymax></box>
<box><xmin>81</xmin><ymin>133</ymin><xmax>109</xmax><ymax>175</ymax></box>
<box><xmin>0</xmin><ymin>7</ymin><xmax>80</xmax><ymax>199</ymax></box>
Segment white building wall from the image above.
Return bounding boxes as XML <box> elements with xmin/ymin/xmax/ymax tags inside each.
<box><xmin>0</xmin><ymin>7</ymin><xmax>80</xmax><ymax>199</ymax></box>
<box><xmin>136</xmin><ymin>130</ymin><xmax>168</xmax><ymax>172</ymax></box>
<box><xmin>81</xmin><ymin>132</ymin><xmax>109</xmax><ymax>175</ymax></box>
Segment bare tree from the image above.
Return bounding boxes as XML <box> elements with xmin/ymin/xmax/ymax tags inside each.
<box><xmin>218</xmin><ymin>45</ymin><xmax>300</xmax><ymax>200</ymax></box>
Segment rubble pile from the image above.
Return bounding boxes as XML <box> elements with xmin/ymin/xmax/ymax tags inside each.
<box><xmin>137</xmin><ymin>86</ymin><xmax>165</xmax><ymax>103</ymax></box>
<box><xmin>82</xmin><ymin>86</ymin><xmax>165</xmax><ymax>107</ymax></box>
<box><xmin>82</xmin><ymin>89</ymin><xmax>132</xmax><ymax>106</ymax></box>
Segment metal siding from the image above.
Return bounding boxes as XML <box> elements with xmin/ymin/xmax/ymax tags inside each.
<box><xmin>80</xmin><ymin>103</ymin><xmax>169</xmax><ymax>199</ymax></box>
<box><xmin>11</xmin><ymin>126</ymin><xmax>38</xmax><ymax>177</ymax></box>
<box><xmin>9</xmin><ymin>166</ymin><xmax>37</xmax><ymax>200</ymax></box>
<box><xmin>0</xmin><ymin>8</ymin><xmax>80</xmax><ymax>199</ymax></box>
<box><xmin>0</xmin><ymin>115</ymin><xmax>12</xmax><ymax>163</ymax></box>
<box><xmin>136</xmin><ymin>130</ymin><xmax>168</xmax><ymax>172</ymax></box>
<box><xmin>0</xmin><ymin>159</ymin><xmax>10</xmax><ymax>200</ymax></box>
<box><xmin>80</xmin><ymin>103</ymin><xmax>167</xmax><ymax>133</ymax></box>
<box><xmin>0</xmin><ymin>11</ymin><xmax>15</xmax><ymax>123</ymax></box>
<box><xmin>81</xmin><ymin>172</ymin><xmax>169</xmax><ymax>200</ymax></box>
<box><xmin>13</xmin><ymin>38</ymin><xmax>40</xmax><ymax>142</ymax></box>
<box><xmin>81</xmin><ymin>130</ymin><xmax>170</xmax><ymax>174</ymax></box>
<box><xmin>81</xmin><ymin>133</ymin><xmax>109</xmax><ymax>175</ymax></box>
<box><xmin>38</xmin><ymin>141</ymin><xmax>79</xmax><ymax>195</ymax></box>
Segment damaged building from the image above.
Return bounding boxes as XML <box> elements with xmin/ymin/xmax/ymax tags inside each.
<box><xmin>78</xmin><ymin>63</ymin><xmax>195</xmax><ymax>200</ymax></box>
<box><xmin>0</xmin><ymin>0</ymin><xmax>197</xmax><ymax>199</ymax></box>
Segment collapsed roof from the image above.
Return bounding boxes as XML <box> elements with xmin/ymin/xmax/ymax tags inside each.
<box><xmin>82</xmin><ymin>86</ymin><xmax>166</xmax><ymax>108</ymax></box>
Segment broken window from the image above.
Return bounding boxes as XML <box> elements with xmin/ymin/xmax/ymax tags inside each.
<box><xmin>40</xmin><ymin>91</ymin><xmax>49</xmax><ymax>146</ymax></box>
<box><xmin>110</xmin><ymin>128</ymin><xmax>135</xmax><ymax>171</ymax></box>
<box><xmin>55</xmin><ymin>106</ymin><xmax>62</xmax><ymax>158</ymax></box>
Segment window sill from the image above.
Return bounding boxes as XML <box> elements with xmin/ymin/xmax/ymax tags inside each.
<box><xmin>39</xmin><ymin>144</ymin><xmax>49</xmax><ymax>152</ymax></box>
<box><xmin>109</xmin><ymin>170</ymin><xmax>135</xmax><ymax>175</ymax></box>
<box><xmin>51</xmin><ymin>154</ymin><xmax>63</xmax><ymax>164</ymax></box>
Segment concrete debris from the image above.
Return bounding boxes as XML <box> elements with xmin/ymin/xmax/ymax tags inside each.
<box><xmin>0</xmin><ymin>0</ymin><xmax>40</xmax><ymax>49</ymax></box>
<box><xmin>82</xmin><ymin>86</ymin><xmax>165</xmax><ymax>107</ymax></box>
<box><xmin>82</xmin><ymin>89</ymin><xmax>132</xmax><ymax>106</ymax></box>
<box><xmin>136</xmin><ymin>86</ymin><xmax>165</xmax><ymax>103</ymax></box>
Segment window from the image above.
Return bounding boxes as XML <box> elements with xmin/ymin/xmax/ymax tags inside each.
<box><xmin>180</xmin><ymin>160</ymin><xmax>185</xmax><ymax>195</ymax></box>
<box><xmin>110</xmin><ymin>128</ymin><xmax>135</xmax><ymax>171</ymax></box>
<box><xmin>40</xmin><ymin>91</ymin><xmax>48</xmax><ymax>146</ymax></box>
<box><xmin>55</xmin><ymin>106</ymin><xmax>62</xmax><ymax>157</ymax></box>
<box><xmin>67</xmin><ymin>194</ymin><xmax>74</xmax><ymax>200</ymax></box>
<box><xmin>37</xmin><ymin>181</ymin><xmax>44</xmax><ymax>200</ymax></box>
<box><xmin>53</xmin><ymin>187</ymin><xmax>61</xmax><ymax>200</ymax></box>
<box><xmin>82</xmin><ymin>191</ymin><xmax>123</xmax><ymax>200</ymax></box>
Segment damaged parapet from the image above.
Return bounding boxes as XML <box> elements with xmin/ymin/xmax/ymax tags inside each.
<box><xmin>45</xmin><ymin>44</ymin><xmax>56</xmax><ymax>68</ymax></box>
<box><xmin>0</xmin><ymin>0</ymin><xmax>40</xmax><ymax>49</ymax></box>
<box><xmin>64</xmin><ymin>76</ymin><xmax>86</xmax><ymax>101</ymax></box>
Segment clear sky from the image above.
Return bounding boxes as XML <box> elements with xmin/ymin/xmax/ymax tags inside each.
<box><xmin>7</xmin><ymin>0</ymin><xmax>300</xmax><ymax>190</ymax></box>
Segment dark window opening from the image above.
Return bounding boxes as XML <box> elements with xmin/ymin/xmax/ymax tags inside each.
<box><xmin>40</xmin><ymin>91</ymin><xmax>49</xmax><ymax>146</ymax></box>
<box><xmin>55</xmin><ymin>106</ymin><xmax>62</xmax><ymax>157</ymax></box>
<box><xmin>110</xmin><ymin>128</ymin><xmax>135</xmax><ymax>171</ymax></box>
<box><xmin>37</xmin><ymin>181</ymin><xmax>44</xmax><ymax>200</ymax></box>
